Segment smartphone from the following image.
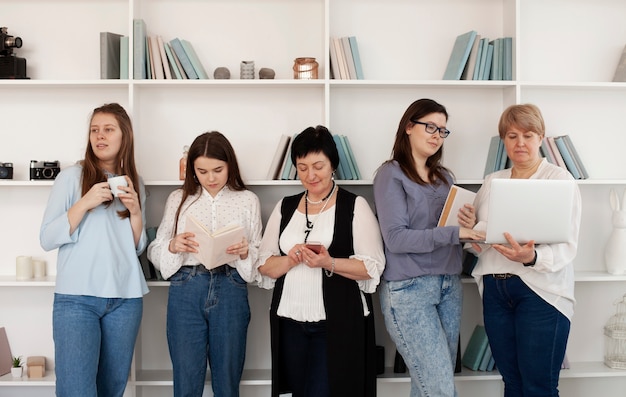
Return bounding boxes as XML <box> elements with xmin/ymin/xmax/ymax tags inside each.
<box><xmin>305</xmin><ymin>242</ymin><xmax>323</xmax><ymax>254</ymax></box>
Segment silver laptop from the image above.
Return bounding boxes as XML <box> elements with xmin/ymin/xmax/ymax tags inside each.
<box><xmin>465</xmin><ymin>178</ymin><xmax>576</xmax><ymax>244</ymax></box>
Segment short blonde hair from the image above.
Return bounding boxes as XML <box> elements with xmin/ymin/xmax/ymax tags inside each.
<box><xmin>498</xmin><ymin>104</ymin><xmax>545</xmax><ymax>139</ymax></box>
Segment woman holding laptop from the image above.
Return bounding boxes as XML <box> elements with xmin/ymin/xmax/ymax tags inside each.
<box><xmin>469</xmin><ymin>104</ymin><xmax>582</xmax><ymax>397</ymax></box>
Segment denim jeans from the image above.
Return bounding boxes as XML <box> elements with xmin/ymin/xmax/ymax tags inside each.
<box><xmin>279</xmin><ymin>317</ymin><xmax>330</xmax><ymax>397</ymax></box>
<box><xmin>53</xmin><ymin>293</ymin><xmax>143</xmax><ymax>397</ymax></box>
<box><xmin>167</xmin><ymin>265</ymin><xmax>250</xmax><ymax>397</ymax></box>
<box><xmin>380</xmin><ymin>274</ymin><xmax>462</xmax><ymax>397</ymax></box>
<box><xmin>482</xmin><ymin>275</ymin><xmax>570</xmax><ymax>397</ymax></box>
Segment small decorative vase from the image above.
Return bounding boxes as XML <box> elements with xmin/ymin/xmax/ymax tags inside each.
<box><xmin>293</xmin><ymin>57</ymin><xmax>318</xmax><ymax>79</ymax></box>
<box><xmin>240</xmin><ymin>61</ymin><xmax>255</xmax><ymax>79</ymax></box>
<box><xmin>213</xmin><ymin>67</ymin><xmax>231</xmax><ymax>79</ymax></box>
<box><xmin>259</xmin><ymin>67</ymin><xmax>275</xmax><ymax>79</ymax></box>
<box><xmin>11</xmin><ymin>367</ymin><xmax>22</xmax><ymax>378</ymax></box>
<box><xmin>605</xmin><ymin>189</ymin><xmax>626</xmax><ymax>275</ymax></box>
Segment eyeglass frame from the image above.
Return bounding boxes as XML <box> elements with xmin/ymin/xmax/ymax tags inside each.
<box><xmin>410</xmin><ymin>120</ymin><xmax>451</xmax><ymax>138</ymax></box>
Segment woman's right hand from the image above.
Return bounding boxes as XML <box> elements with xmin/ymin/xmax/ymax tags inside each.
<box><xmin>81</xmin><ymin>181</ymin><xmax>114</xmax><ymax>210</ymax></box>
<box><xmin>460</xmin><ymin>227</ymin><xmax>485</xmax><ymax>242</ymax></box>
<box><xmin>168</xmin><ymin>232</ymin><xmax>199</xmax><ymax>254</ymax></box>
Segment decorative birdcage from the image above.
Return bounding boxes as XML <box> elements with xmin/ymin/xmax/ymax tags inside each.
<box><xmin>604</xmin><ymin>294</ymin><xmax>626</xmax><ymax>369</ymax></box>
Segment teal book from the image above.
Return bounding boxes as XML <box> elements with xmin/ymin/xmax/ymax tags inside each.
<box><xmin>443</xmin><ymin>30</ymin><xmax>477</xmax><ymax>80</ymax></box>
<box><xmin>461</xmin><ymin>34</ymin><xmax>481</xmax><ymax>80</ymax></box>
<box><xmin>280</xmin><ymin>133</ymin><xmax>299</xmax><ymax>180</ymax></box>
<box><xmin>339</xmin><ymin>135</ymin><xmax>359</xmax><ymax>180</ymax></box>
<box><xmin>540</xmin><ymin>140</ymin><xmax>556</xmax><ymax>164</ymax></box>
<box><xmin>497</xmin><ymin>138</ymin><xmax>508</xmax><ymax>171</ymax></box>
<box><xmin>478</xmin><ymin>345</ymin><xmax>492</xmax><ymax>371</ymax></box>
<box><xmin>462</xmin><ymin>325</ymin><xmax>489</xmax><ymax>371</ymax></box>
<box><xmin>487</xmin><ymin>354</ymin><xmax>496</xmax><ymax>371</ymax></box>
<box><xmin>181</xmin><ymin>39</ymin><xmax>209</xmax><ymax>79</ymax></box>
<box><xmin>348</xmin><ymin>36</ymin><xmax>364</xmax><ymax>80</ymax></box>
<box><xmin>342</xmin><ymin>135</ymin><xmax>361</xmax><ymax>179</ymax></box>
<box><xmin>476</xmin><ymin>38</ymin><xmax>489</xmax><ymax>80</ymax></box>
<box><xmin>490</xmin><ymin>38</ymin><xmax>501</xmax><ymax>80</ymax></box>
<box><xmin>483</xmin><ymin>135</ymin><xmax>500</xmax><ymax>177</ymax></box>
<box><xmin>554</xmin><ymin>136</ymin><xmax>582</xmax><ymax>179</ymax></box>
<box><xmin>119</xmin><ymin>36</ymin><xmax>129</xmax><ymax>79</ymax></box>
<box><xmin>164</xmin><ymin>41</ymin><xmax>183</xmax><ymax>79</ymax></box>
<box><xmin>170</xmin><ymin>38</ymin><xmax>198</xmax><ymax>79</ymax></box>
<box><xmin>562</xmin><ymin>135</ymin><xmax>588</xmax><ymax>179</ymax></box>
<box><xmin>132</xmin><ymin>19</ymin><xmax>147</xmax><ymax>79</ymax></box>
<box><xmin>481</xmin><ymin>43</ymin><xmax>494</xmax><ymax>80</ymax></box>
<box><xmin>341</xmin><ymin>36</ymin><xmax>357</xmax><ymax>79</ymax></box>
<box><xmin>503</xmin><ymin>37</ymin><xmax>513</xmax><ymax>80</ymax></box>
<box><xmin>333</xmin><ymin>134</ymin><xmax>353</xmax><ymax>179</ymax></box>
<box><xmin>145</xmin><ymin>36</ymin><xmax>152</xmax><ymax>79</ymax></box>
<box><xmin>471</xmin><ymin>37</ymin><xmax>485</xmax><ymax>80</ymax></box>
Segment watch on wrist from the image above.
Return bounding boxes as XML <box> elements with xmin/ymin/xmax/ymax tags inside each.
<box><xmin>523</xmin><ymin>250</ymin><xmax>537</xmax><ymax>267</ymax></box>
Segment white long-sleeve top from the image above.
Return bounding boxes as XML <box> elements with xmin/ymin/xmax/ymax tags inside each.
<box><xmin>469</xmin><ymin>159</ymin><xmax>581</xmax><ymax>320</ymax></box>
<box><xmin>257</xmin><ymin>195</ymin><xmax>385</xmax><ymax>322</ymax></box>
<box><xmin>148</xmin><ymin>186</ymin><xmax>263</xmax><ymax>282</ymax></box>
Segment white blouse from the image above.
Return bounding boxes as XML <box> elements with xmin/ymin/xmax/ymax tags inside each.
<box><xmin>257</xmin><ymin>195</ymin><xmax>386</xmax><ymax>322</ymax></box>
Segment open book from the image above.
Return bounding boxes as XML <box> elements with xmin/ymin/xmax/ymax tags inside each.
<box><xmin>185</xmin><ymin>215</ymin><xmax>245</xmax><ymax>270</ymax></box>
<box><xmin>437</xmin><ymin>185</ymin><xmax>476</xmax><ymax>227</ymax></box>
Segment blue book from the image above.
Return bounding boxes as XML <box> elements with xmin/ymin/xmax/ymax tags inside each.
<box><xmin>487</xmin><ymin>354</ymin><xmax>496</xmax><ymax>371</ymax></box>
<box><xmin>181</xmin><ymin>39</ymin><xmax>209</xmax><ymax>79</ymax></box>
<box><xmin>561</xmin><ymin>135</ymin><xmax>588</xmax><ymax>179</ymax></box>
<box><xmin>497</xmin><ymin>139</ymin><xmax>508</xmax><ymax>170</ymax></box>
<box><xmin>132</xmin><ymin>19</ymin><xmax>147</xmax><ymax>79</ymax></box>
<box><xmin>490</xmin><ymin>38</ymin><xmax>501</xmax><ymax>80</ymax></box>
<box><xmin>503</xmin><ymin>37</ymin><xmax>513</xmax><ymax>80</ymax></box>
<box><xmin>462</xmin><ymin>325</ymin><xmax>489</xmax><ymax>371</ymax></box>
<box><xmin>163</xmin><ymin>41</ymin><xmax>183</xmax><ymax>79</ymax></box>
<box><xmin>170</xmin><ymin>38</ymin><xmax>198</xmax><ymax>79</ymax></box>
<box><xmin>471</xmin><ymin>37</ymin><xmax>485</xmax><ymax>80</ymax></box>
<box><xmin>483</xmin><ymin>135</ymin><xmax>500</xmax><ymax>177</ymax></box>
<box><xmin>476</xmin><ymin>38</ymin><xmax>489</xmax><ymax>80</ymax></box>
<box><xmin>119</xmin><ymin>35</ymin><xmax>129</xmax><ymax>79</ymax></box>
<box><xmin>333</xmin><ymin>134</ymin><xmax>352</xmax><ymax>179</ymax></box>
<box><xmin>280</xmin><ymin>133</ymin><xmax>299</xmax><ymax>180</ymax></box>
<box><xmin>554</xmin><ymin>136</ymin><xmax>582</xmax><ymax>179</ymax></box>
<box><xmin>481</xmin><ymin>43</ymin><xmax>494</xmax><ymax>80</ymax></box>
<box><xmin>339</xmin><ymin>135</ymin><xmax>359</xmax><ymax>180</ymax></box>
<box><xmin>443</xmin><ymin>30</ymin><xmax>477</xmax><ymax>80</ymax></box>
<box><xmin>348</xmin><ymin>36</ymin><xmax>364</xmax><ymax>80</ymax></box>
<box><xmin>341</xmin><ymin>135</ymin><xmax>361</xmax><ymax>179</ymax></box>
<box><xmin>478</xmin><ymin>345</ymin><xmax>492</xmax><ymax>371</ymax></box>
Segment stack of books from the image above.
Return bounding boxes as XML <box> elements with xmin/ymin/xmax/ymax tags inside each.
<box><xmin>462</xmin><ymin>325</ymin><xmax>496</xmax><ymax>372</ymax></box>
<box><xmin>329</xmin><ymin>36</ymin><xmax>364</xmax><ymax>80</ymax></box>
<box><xmin>483</xmin><ymin>134</ymin><xmax>588</xmax><ymax>179</ymax></box>
<box><xmin>266</xmin><ymin>133</ymin><xmax>361</xmax><ymax>180</ymax></box>
<box><xmin>443</xmin><ymin>30</ymin><xmax>512</xmax><ymax>81</ymax></box>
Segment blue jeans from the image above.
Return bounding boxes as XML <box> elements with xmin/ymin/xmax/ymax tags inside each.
<box><xmin>53</xmin><ymin>293</ymin><xmax>143</xmax><ymax>397</ymax></box>
<box><xmin>167</xmin><ymin>265</ymin><xmax>250</xmax><ymax>397</ymax></box>
<box><xmin>279</xmin><ymin>318</ymin><xmax>330</xmax><ymax>397</ymax></box>
<box><xmin>380</xmin><ymin>275</ymin><xmax>462</xmax><ymax>397</ymax></box>
<box><xmin>482</xmin><ymin>275</ymin><xmax>570</xmax><ymax>397</ymax></box>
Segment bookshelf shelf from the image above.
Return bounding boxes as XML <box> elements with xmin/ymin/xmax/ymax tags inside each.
<box><xmin>2</xmin><ymin>0</ymin><xmax>626</xmax><ymax>396</ymax></box>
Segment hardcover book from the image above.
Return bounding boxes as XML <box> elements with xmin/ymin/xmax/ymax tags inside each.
<box><xmin>438</xmin><ymin>185</ymin><xmax>477</xmax><ymax>227</ymax></box>
<box><xmin>462</xmin><ymin>325</ymin><xmax>489</xmax><ymax>371</ymax></box>
<box><xmin>341</xmin><ymin>135</ymin><xmax>361</xmax><ymax>179</ymax></box>
<box><xmin>163</xmin><ymin>41</ymin><xmax>183</xmax><ymax>79</ymax></box>
<box><xmin>181</xmin><ymin>39</ymin><xmax>209</xmax><ymax>79</ymax></box>
<box><xmin>612</xmin><ymin>44</ymin><xmax>626</xmax><ymax>82</ymax></box>
<box><xmin>156</xmin><ymin>36</ymin><xmax>172</xmax><ymax>79</ymax></box>
<box><xmin>170</xmin><ymin>38</ymin><xmax>199</xmax><ymax>79</ymax></box>
<box><xmin>333</xmin><ymin>134</ymin><xmax>353</xmax><ymax>179</ymax></box>
<box><xmin>348</xmin><ymin>36</ymin><xmax>364</xmax><ymax>79</ymax></box>
<box><xmin>119</xmin><ymin>36</ymin><xmax>129</xmax><ymax>79</ymax></box>
<box><xmin>100</xmin><ymin>32</ymin><xmax>123</xmax><ymax>79</ymax></box>
<box><xmin>132</xmin><ymin>19</ymin><xmax>147</xmax><ymax>79</ymax></box>
<box><xmin>329</xmin><ymin>37</ymin><xmax>341</xmax><ymax>79</ymax></box>
<box><xmin>0</xmin><ymin>327</ymin><xmax>11</xmax><ymax>376</ymax></box>
<box><xmin>443</xmin><ymin>30</ymin><xmax>477</xmax><ymax>80</ymax></box>
<box><xmin>341</xmin><ymin>36</ymin><xmax>357</xmax><ymax>80</ymax></box>
<box><xmin>554</xmin><ymin>135</ymin><xmax>582</xmax><ymax>179</ymax></box>
<box><xmin>148</xmin><ymin>36</ymin><xmax>165</xmax><ymax>79</ymax></box>
<box><xmin>266</xmin><ymin>135</ymin><xmax>291</xmax><ymax>180</ymax></box>
<box><xmin>561</xmin><ymin>135</ymin><xmax>588</xmax><ymax>179</ymax></box>
<box><xmin>461</xmin><ymin>34</ymin><xmax>481</xmax><ymax>80</ymax></box>
<box><xmin>185</xmin><ymin>215</ymin><xmax>244</xmax><ymax>270</ymax></box>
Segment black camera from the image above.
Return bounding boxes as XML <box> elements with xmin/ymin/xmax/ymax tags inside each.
<box><xmin>0</xmin><ymin>27</ymin><xmax>28</xmax><ymax>79</ymax></box>
<box><xmin>0</xmin><ymin>162</ymin><xmax>13</xmax><ymax>179</ymax></box>
<box><xmin>30</xmin><ymin>160</ymin><xmax>60</xmax><ymax>180</ymax></box>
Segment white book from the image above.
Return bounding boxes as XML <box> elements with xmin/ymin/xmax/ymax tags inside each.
<box><xmin>185</xmin><ymin>215</ymin><xmax>244</xmax><ymax>270</ymax></box>
<box><xmin>438</xmin><ymin>185</ymin><xmax>476</xmax><ymax>227</ymax></box>
<box><xmin>266</xmin><ymin>135</ymin><xmax>291</xmax><ymax>180</ymax></box>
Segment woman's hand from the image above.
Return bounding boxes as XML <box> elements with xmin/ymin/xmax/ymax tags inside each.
<box><xmin>458</xmin><ymin>203</ymin><xmax>477</xmax><ymax>228</ymax></box>
<box><xmin>491</xmin><ymin>232</ymin><xmax>536</xmax><ymax>263</ymax></box>
<box><xmin>227</xmin><ymin>238</ymin><xmax>249</xmax><ymax>260</ymax></box>
<box><xmin>81</xmin><ymin>181</ymin><xmax>114</xmax><ymax>210</ymax></box>
<box><xmin>300</xmin><ymin>244</ymin><xmax>331</xmax><ymax>270</ymax></box>
<box><xmin>460</xmin><ymin>227</ymin><xmax>485</xmax><ymax>242</ymax></box>
<box><xmin>168</xmin><ymin>232</ymin><xmax>199</xmax><ymax>254</ymax></box>
<box><xmin>116</xmin><ymin>176</ymin><xmax>141</xmax><ymax>217</ymax></box>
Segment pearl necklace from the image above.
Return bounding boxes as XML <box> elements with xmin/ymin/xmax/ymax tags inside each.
<box><xmin>304</xmin><ymin>181</ymin><xmax>337</xmax><ymax>243</ymax></box>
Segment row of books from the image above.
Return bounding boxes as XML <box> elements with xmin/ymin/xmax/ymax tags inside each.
<box><xmin>462</xmin><ymin>325</ymin><xmax>496</xmax><ymax>371</ymax></box>
<box><xmin>443</xmin><ymin>30</ymin><xmax>512</xmax><ymax>81</ymax></box>
<box><xmin>483</xmin><ymin>134</ymin><xmax>588</xmax><ymax>179</ymax></box>
<box><xmin>266</xmin><ymin>134</ymin><xmax>362</xmax><ymax>180</ymax></box>
<box><xmin>329</xmin><ymin>36</ymin><xmax>364</xmax><ymax>80</ymax></box>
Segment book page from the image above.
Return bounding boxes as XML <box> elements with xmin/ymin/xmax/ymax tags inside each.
<box><xmin>438</xmin><ymin>185</ymin><xmax>476</xmax><ymax>227</ymax></box>
<box><xmin>185</xmin><ymin>215</ymin><xmax>244</xmax><ymax>269</ymax></box>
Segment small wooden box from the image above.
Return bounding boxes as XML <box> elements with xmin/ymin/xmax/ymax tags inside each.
<box><xmin>26</xmin><ymin>356</ymin><xmax>46</xmax><ymax>378</ymax></box>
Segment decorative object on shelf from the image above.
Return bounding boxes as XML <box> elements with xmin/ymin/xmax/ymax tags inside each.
<box><xmin>11</xmin><ymin>356</ymin><xmax>23</xmax><ymax>378</ymax></box>
<box><xmin>213</xmin><ymin>67</ymin><xmax>230</xmax><ymax>79</ymax></box>
<box><xmin>15</xmin><ymin>255</ymin><xmax>33</xmax><ymax>280</ymax></box>
<box><xmin>32</xmin><ymin>259</ymin><xmax>46</xmax><ymax>278</ymax></box>
<box><xmin>29</xmin><ymin>160</ymin><xmax>61</xmax><ymax>180</ymax></box>
<box><xmin>240</xmin><ymin>60</ymin><xmax>255</xmax><ymax>79</ymax></box>
<box><xmin>26</xmin><ymin>356</ymin><xmax>46</xmax><ymax>378</ymax></box>
<box><xmin>0</xmin><ymin>27</ymin><xmax>28</xmax><ymax>79</ymax></box>
<box><xmin>605</xmin><ymin>189</ymin><xmax>626</xmax><ymax>275</ymax></box>
<box><xmin>259</xmin><ymin>67</ymin><xmax>275</xmax><ymax>79</ymax></box>
<box><xmin>293</xmin><ymin>57</ymin><xmax>318</xmax><ymax>79</ymax></box>
<box><xmin>0</xmin><ymin>162</ymin><xmax>13</xmax><ymax>179</ymax></box>
<box><xmin>179</xmin><ymin>145</ymin><xmax>189</xmax><ymax>180</ymax></box>
<box><xmin>604</xmin><ymin>294</ymin><xmax>626</xmax><ymax>369</ymax></box>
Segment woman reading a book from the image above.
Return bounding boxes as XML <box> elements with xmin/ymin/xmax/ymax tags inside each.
<box><xmin>468</xmin><ymin>104</ymin><xmax>581</xmax><ymax>397</ymax></box>
<box><xmin>373</xmin><ymin>98</ymin><xmax>479</xmax><ymax>397</ymax></box>
<box><xmin>257</xmin><ymin>125</ymin><xmax>385</xmax><ymax>397</ymax></box>
<box><xmin>148</xmin><ymin>131</ymin><xmax>262</xmax><ymax>397</ymax></box>
<box><xmin>40</xmin><ymin>103</ymin><xmax>148</xmax><ymax>397</ymax></box>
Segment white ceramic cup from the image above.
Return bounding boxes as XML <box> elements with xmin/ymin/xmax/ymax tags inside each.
<box><xmin>16</xmin><ymin>256</ymin><xmax>34</xmax><ymax>280</ymax></box>
<box><xmin>107</xmin><ymin>175</ymin><xmax>128</xmax><ymax>197</ymax></box>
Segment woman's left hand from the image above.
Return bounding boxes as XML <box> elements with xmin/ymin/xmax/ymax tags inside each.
<box><xmin>491</xmin><ymin>232</ymin><xmax>536</xmax><ymax>263</ymax></box>
<box><xmin>117</xmin><ymin>176</ymin><xmax>141</xmax><ymax>216</ymax></box>
<box><xmin>227</xmin><ymin>238</ymin><xmax>249</xmax><ymax>260</ymax></box>
<box><xmin>300</xmin><ymin>244</ymin><xmax>330</xmax><ymax>270</ymax></box>
<box><xmin>458</xmin><ymin>203</ymin><xmax>477</xmax><ymax>228</ymax></box>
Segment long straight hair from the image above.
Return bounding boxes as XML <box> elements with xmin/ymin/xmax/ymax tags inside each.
<box><xmin>81</xmin><ymin>103</ymin><xmax>140</xmax><ymax>219</ymax></box>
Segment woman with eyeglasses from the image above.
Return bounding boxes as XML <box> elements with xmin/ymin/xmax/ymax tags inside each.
<box><xmin>373</xmin><ymin>98</ymin><xmax>481</xmax><ymax>397</ymax></box>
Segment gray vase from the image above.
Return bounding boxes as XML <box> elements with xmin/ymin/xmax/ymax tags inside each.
<box><xmin>213</xmin><ymin>67</ymin><xmax>231</xmax><ymax>79</ymax></box>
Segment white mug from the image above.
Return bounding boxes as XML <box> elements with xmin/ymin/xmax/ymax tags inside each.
<box><xmin>107</xmin><ymin>175</ymin><xmax>128</xmax><ymax>197</ymax></box>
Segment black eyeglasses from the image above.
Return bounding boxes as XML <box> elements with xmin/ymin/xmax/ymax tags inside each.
<box><xmin>411</xmin><ymin>120</ymin><xmax>451</xmax><ymax>138</ymax></box>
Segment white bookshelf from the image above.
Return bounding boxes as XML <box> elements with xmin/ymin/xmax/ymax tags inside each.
<box><xmin>1</xmin><ymin>0</ymin><xmax>626</xmax><ymax>396</ymax></box>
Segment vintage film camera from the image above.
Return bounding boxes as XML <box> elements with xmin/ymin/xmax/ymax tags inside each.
<box><xmin>30</xmin><ymin>160</ymin><xmax>60</xmax><ymax>180</ymax></box>
<box><xmin>0</xmin><ymin>27</ymin><xmax>28</xmax><ymax>79</ymax></box>
<box><xmin>0</xmin><ymin>162</ymin><xmax>13</xmax><ymax>179</ymax></box>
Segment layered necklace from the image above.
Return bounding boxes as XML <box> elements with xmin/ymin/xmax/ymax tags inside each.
<box><xmin>304</xmin><ymin>180</ymin><xmax>336</xmax><ymax>243</ymax></box>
